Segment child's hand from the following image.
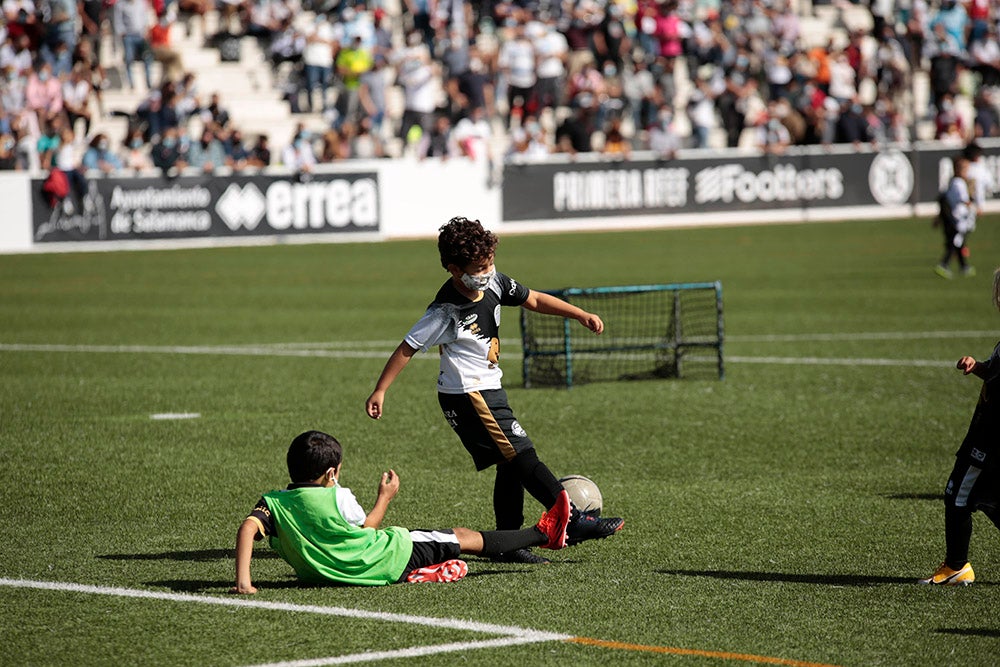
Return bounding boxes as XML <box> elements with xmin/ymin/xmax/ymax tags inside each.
<box><xmin>579</xmin><ymin>312</ymin><xmax>604</xmax><ymax>335</ymax></box>
<box><xmin>957</xmin><ymin>356</ymin><xmax>978</xmax><ymax>375</ymax></box>
<box><xmin>378</xmin><ymin>469</ymin><xmax>400</xmax><ymax>500</ymax></box>
<box><xmin>230</xmin><ymin>582</ymin><xmax>257</xmax><ymax>595</ymax></box>
<box><xmin>365</xmin><ymin>391</ymin><xmax>384</xmax><ymax>419</ymax></box>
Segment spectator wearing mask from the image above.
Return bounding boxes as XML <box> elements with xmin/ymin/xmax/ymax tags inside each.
<box><xmin>187</xmin><ymin>126</ymin><xmax>230</xmax><ymax>172</ymax></box>
<box><xmin>247</xmin><ymin>134</ymin><xmax>271</xmax><ymax>167</ymax></box>
<box><xmin>151</xmin><ymin>125</ymin><xmax>189</xmax><ymax>173</ymax></box>
<box><xmin>396</xmin><ymin>43</ymin><xmax>437</xmax><ymax>144</ymax></box>
<box><xmin>531</xmin><ymin>15</ymin><xmax>567</xmax><ymax>112</ymax></box>
<box><xmin>647</xmin><ymin>105</ymin><xmax>681</xmax><ymax>159</ymax></box>
<box><xmin>62</xmin><ymin>63</ymin><xmax>92</xmax><ymax>137</ymax></box>
<box><xmin>835</xmin><ymin>99</ymin><xmax>872</xmax><ymax>145</ymax></box>
<box><xmin>122</xmin><ymin>127</ymin><xmax>152</xmax><ymax>171</ymax></box>
<box><xmin>82</xmin><ymin>133</ymin><xmax>123</xmax><ymax>173</ymax></box>
<box><xmin>40</xmin><ymin>0</ymin><xmax>78</xmax><ymax>76</ymax></box>
<box><xmin>418</xmin><ymin>113</ymin><xmax>457</xmax><ymax>159</ymax></box>
<box><xmin>227</xmin><ymin>129</ymin><xmax>251</xmax><ymax>170</ymax></box>
<box><xmin>301</xmin><ymin>14</ymin><xmax>336</xmax><ymax>112</ymax></box>
<box><xmin>334</xmin><ymin>36</ymin><xmax>373</xmax><ymax>129</ymax></box>
<box><xmin>36</xmin><ymin>115</ymin><xmax>62</xmax><ymax>169</ymax></box>
<box><xmin>359</xmin><ymin>54</ymin><xmax>389</xmax><ymax>133</ymax></box>
<box><xmin>555</xmin><ymin>98</ymin><xmax>595</xmax><ymax>154</ymax></box>
<box><xmin>497</xmin><ymin>21</ymin><xmax>536</xmax><ymax>125</ymax></box>
<box><xmin>282</xmin><ymin>126</ymin><xmax>317</xmax><ymax>172</ymax></box>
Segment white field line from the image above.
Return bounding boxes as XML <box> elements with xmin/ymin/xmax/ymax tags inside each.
<box><xmin>725</xmin><ymin>356</ymin><xmax>950</xmax><ymax>367</ymax></box>
<box><xmin>0</xmin><ymin>578</ymin><xmax>568</xmax><ymax>667</ymax></box>
<box><xmin>149</xmin><ymin>412</ymin><xmax>201</xmax><ymax>420</ymax></box>
<box><xmin>0</xmin><ymin>578</ymin><xmax>570</xmax><ymax>641</ymax></box>
<box><xmin>243</xmin><ymin>636</ymin><xmax>561</xmax><ymax>667</ymax></box>
<box><xmin>260</xmin><ymin>341</ymin><xmax>404</xmax><ymax>349</ymax></box>
<box><xmin>0</xmin><ymin>341</ymin><xmax>967</xmax><ymax>368</ymax></box>
<box><xmin>0</xmin><ymin>343</ymin><xmax>398</xmax><ymax>359</ymax></box>
<box><xmin>727</xmin><ymin>330</ymin><xmax>996</xmax><ymax>342</ymax></box>
<box><xmin>201</xmin><ymin>331</ymin><xmax>1000</xmax><ymax>348</ymax></box>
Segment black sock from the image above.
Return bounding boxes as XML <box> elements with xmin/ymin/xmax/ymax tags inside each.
<box><xmin>944</xmin><ymin>504</ymin><xmax>973</xmax><ymax>569</ymax></box>
<box><xmin>480</xmin><ymin>527</ymin><xmax>546</xmax><ymax>555</ymax></box>
<box><xmin>510</xmin><ymin>449</ymin><xmax>563</xmax><ymax>510</ymax></box>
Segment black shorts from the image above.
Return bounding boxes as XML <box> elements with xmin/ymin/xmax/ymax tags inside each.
<box><xmin>944</xmin><ymin>458</ymin><xmax>999</xmax><ymax>512</ymax></box>
<box><xmin>438</xmin><ymin>389</ymin><xmax>535</xmax><ymax>471</ymax></box>
<box><xmin>397</xmin><ymin>529</ymin><xmax>461</xmax><ymax>582</ymax></box>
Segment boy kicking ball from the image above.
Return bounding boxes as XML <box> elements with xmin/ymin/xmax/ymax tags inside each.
<box><xmin>365</xmin><ymin>216</ymin><xmax>623</xmax><ymax>564</ymax></box>
<box><xmin>920</xmin><ymin>268</ymin><xmax>1000</xmax><ymax>586</ymax></box>
<box><xmin>231</xmin><ymin>430</ymin><xmax>570</xmax><ymax>592</ymax></box>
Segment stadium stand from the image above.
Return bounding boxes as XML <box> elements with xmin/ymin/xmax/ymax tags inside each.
<box><xmin>0</xmin><ymin>0</ymin><xmax>997</xmax><ymax>174</ymax></box>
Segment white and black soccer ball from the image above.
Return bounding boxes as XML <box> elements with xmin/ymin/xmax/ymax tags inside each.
<box><xmin>559</xmin><ymin>475</ymin><xmax>602</xmax><ymax>515</ymax></box>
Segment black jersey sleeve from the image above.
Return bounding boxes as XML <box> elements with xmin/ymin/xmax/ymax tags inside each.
<box><xmin>977</xmin><ymin>342</ymin><xmax>1000</xmax><ymax>382</ymax></box>
<box><xmin>496</xmin><ymin>272</ymin><xmax>530</xmax><ymax>306</ymax></box>
<box><xmin>247</xmin><ymin>497</ymin><xmax>275</xmax><ymax>538</ymax></box>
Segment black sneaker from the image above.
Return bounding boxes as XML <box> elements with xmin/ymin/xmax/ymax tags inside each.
<box><xmin>490</xmin><ymin>548</ymin><xmax>551</xmax><ymax>564</ymax></box>
<box><xmin>566</xmin><ymin>509</ymin><xmax>624</xmax><ymax>546</ymax></box>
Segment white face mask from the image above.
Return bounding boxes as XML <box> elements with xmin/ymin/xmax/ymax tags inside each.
<box><xmin>460</xmin><ymin>268</ymin><xmax>495</xmax><ymax>291</ymax></box>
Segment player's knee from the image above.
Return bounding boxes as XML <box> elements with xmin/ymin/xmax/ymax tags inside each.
<box><xmin>452</xmin><ymin>526</ymin><xmax>481</xmax><ymax>552</ymax></box>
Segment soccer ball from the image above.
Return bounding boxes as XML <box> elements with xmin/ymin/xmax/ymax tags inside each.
<box><xmin>559</xmin><ymin>475</ymin><xmax>602</xmax><ymax>514</ymax></box>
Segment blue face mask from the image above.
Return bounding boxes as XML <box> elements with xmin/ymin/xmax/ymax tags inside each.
<box><xmin>163</xmin><ymin>137</ymin><xmax>177</xmax><ymax>148</ymax></box>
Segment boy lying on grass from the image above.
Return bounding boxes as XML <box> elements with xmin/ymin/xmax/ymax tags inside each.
<box><xmin>231</xmin><ymin>430</ymin><xmax>570</xmax><ymax>592</ymax></box>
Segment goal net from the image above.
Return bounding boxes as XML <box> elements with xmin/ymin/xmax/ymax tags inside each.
<box><xmin>519</xmin><ymin>282</ymin><xmax>724</xmax><ymax>388</ymax></box>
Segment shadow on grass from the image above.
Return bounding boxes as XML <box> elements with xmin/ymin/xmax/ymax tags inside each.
<box><xmin>97</xmin><ymin>549</ymin><xmax>281</xmax><ymax>561</ymax></box>
<box><xmin>656</xmin><ymin>569</ymin><xmax>994</xmax><ymax>586</ymax></box>
<box><xmin>936</xmin><ymin>628</ymin><xmax>1000</xmax><ymax>638</ymax></box>
<box><xmin>149</xmin><ymin>569</ymin><xmax>521</xmax><ymax>593</ymax></box>
<box><xmin>884</xmin><ymin>492</ymin><xmax>942</xmax><ymax>501</ymax></box>
<box><xmin>146</xmin><ymin>578</ymin><xmax>316</xmax><ymax>593</ymax></box>
<box><xmin>464</xmin><ymin>555</ymin><xmax>583</xmax><ymax>566</ymax></box>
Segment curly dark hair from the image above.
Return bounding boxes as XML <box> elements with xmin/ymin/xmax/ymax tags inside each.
<box><xmin>437</xmin><ymin>216</ymin><xmax>498</xmax><ymax>269</ymax></box>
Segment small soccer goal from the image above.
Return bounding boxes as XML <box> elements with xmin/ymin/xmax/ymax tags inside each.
<box><xmin>519</xmin><ymin>282</ymin><xmax>724</xmax><ymax>388</ymax></box>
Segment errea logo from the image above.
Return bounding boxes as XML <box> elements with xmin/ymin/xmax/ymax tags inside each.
<box><xmin>217</xmin><ymin>183</ymin><xmax>266</xmax><ymax>231</ymax></box>
<box><xmin>214</xmin><ymin>178</ymin><xmax>379</xmax><ymax>232</ymax></box>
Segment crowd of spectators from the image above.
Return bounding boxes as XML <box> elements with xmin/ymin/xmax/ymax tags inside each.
<box><xmin>1</xmin><ymin>0</ymin><xmax>999</xmax><ymax>176</ymax></box>
<box><xmin>266</xmin><ymin>0</ymin><xmax>1000</xmax><ymax>160</ymax></box>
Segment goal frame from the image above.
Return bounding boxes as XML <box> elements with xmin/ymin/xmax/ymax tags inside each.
<box><xmin>519</xmin><ymin>281</ymin><xmax>725</xmax><ymax>388</ymax></box>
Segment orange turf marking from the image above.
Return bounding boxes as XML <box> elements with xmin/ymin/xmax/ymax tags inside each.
<box><xmin>566</xmin><ymin>637</ymin><xmax>840</xmax><ymax>667</ymax></box>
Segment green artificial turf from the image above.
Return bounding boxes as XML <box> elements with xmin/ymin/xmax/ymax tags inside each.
<box><xmin>2</xmin><ymin>216</ymin><xmax>999</xmax><ymax>666</ymax></box>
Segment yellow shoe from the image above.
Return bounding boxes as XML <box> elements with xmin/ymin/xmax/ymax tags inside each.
<box><xmin>918</xmin><ymin>562</ymin><xmax>975</xmax><ymax>586</ymax></box>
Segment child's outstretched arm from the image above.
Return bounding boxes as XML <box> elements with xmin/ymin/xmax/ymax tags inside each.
<box><xmin>957</xmin><ymin>356</ymin><xmax>989</xmax><ymax>378</ymax></box>
<box><xmin>363</xmin><ymin>469</ymin><xmax>400</xmax><ymax>529</ymax></box>
<box><xmin>230</xmin><ymin>519</ymin><xmax>260</xmax><ymax>595</ymax></box>
<box><xmin>523</xmin><ymin>289</ymin><xmax>604</xmax><ymax>335</ymax></box>
<box><xmin>366</xmin><ymin>342</ymin><xmax>418</xmax><ymax>419</ymax></box>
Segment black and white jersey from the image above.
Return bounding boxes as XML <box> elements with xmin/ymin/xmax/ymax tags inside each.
<box><xmin>404</xmin><ymin>271</ymin><xmax>530</xmax><ymax>394</ymax></box>
<box><xmin>958</xmin><ymin>340</ymin><xmax>1000</xmax><ymax>471</ymax></box>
